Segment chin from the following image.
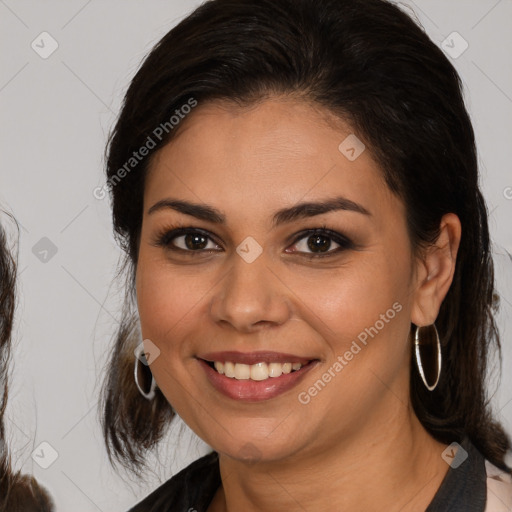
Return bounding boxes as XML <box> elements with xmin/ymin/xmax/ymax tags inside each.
<box><xmin>209</xmin><ymin>427</ymin><xmax>305</xmax><ymax>465</ymax></box>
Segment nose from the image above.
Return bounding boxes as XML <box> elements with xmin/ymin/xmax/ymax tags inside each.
<box><xmin>209</xmin><ymin>251</ymin><xmax>291</xmax><ymax>333</ymax></box>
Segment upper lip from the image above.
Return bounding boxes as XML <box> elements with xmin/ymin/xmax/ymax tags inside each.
<box><xmin>198</xmin><ymin>351</ymin><xmax>315</xmax><ymax>365</ymax></box>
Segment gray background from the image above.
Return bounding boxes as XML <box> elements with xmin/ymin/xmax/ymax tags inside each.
<box><xmin>1</xmin><ymin>1</ymin><xmax>511</xmax><ymax>510</ymax></box>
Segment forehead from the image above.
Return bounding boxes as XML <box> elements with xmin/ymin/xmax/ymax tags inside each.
<box><xmin>144</xmin><ymin>98</ymin><xmax>398</xmax><ymax>223</ymax></box>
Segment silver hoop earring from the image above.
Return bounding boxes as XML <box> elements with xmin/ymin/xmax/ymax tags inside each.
<box><xmin>414</xmin><ymin>324</ymin><xmax>441</xmax><ymax>391</ymax></box>
<box><xmin>134</xmin><ymin>343</ymin><xmax>157</xmax><ymax>400</ymax></box>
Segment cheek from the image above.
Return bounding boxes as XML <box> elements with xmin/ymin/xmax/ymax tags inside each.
<box><xmin>135</xmin><ymin>259</ymin><xmax>213</xmax><ymax>415</ymax></box>
<box><xmin>285</xmin><ymin>253</ymin><xmax>413</xmax><ymax>409</ymax></box>
<box><xmin>135</xmin><ymin>257</ymin><xmax>210</xmax><ymax>353</ymax></box>
<box><xmin>282</xmin><ymin>254</ymin><xmax>409</xmax><ymax>344</ymax></box>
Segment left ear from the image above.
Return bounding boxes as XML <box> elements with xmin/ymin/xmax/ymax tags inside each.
<box><xmin>410</xmin><ymin>213</ymin><xmax>461</xmax><ymax>327</ymax></box>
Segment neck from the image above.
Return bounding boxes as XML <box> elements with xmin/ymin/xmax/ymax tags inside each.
<box><xmin>209</xmin><ymin>402</ymin><xmax>449</xmax><ymax>512</ymax></box>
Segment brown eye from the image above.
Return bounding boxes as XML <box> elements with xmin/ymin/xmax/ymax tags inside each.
<box><xmin>182</xmin><ymin>233</ymin><xmax>209</xmax><ymax>250</ymax></box>
<box><xmin>306</xmin><ymin>234</ymin><xmax>334</xmax><ymax>253</ymax></box>
<box><xmin>287</xmin><ymin>228</ymin><xmax>354</xmax><ymax>258</ymax></box>
<box><xmin>155</xmin><ymin>227</ymin><xmax>221</xmax><ymax>253</ymax></box>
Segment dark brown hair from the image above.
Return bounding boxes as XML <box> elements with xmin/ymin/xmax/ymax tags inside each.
<box><xmin>101</xmin><ymin>0</ymin><xmax>511</xmax><ymax>474</ymax></box>
<box><xmin>0</xmin><ymin>217</ymin><xmax>15</xmax><ymax>461</ymax></box>
<box><xmin>0</xmin><ymin>218</ymin><xmax>55</xmax><ymax>511</ymax></box>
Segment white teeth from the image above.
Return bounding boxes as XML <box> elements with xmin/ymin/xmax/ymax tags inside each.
<box><xmin>268</xmin><ymin>362</ymin><xmax>283</xmax><ymax>378</ymax></box>
<box><xmin>250</xmin><ymin>362</ymin><xmax>268</xmax><ymax>381</ymax></box>
<box><xmin>234</xmin><ymin>363</ymin><xmax>251</xmax><ymax>380</ymax></box>
<box><xmin>212</xmin><ymin>361</ymin><xmax>304</xmax><ymax>380</ymax></box>
<box><xmin>224</xmin><ymin>361</ymin><xmax>235</xmax><ymax>378</ymax></box>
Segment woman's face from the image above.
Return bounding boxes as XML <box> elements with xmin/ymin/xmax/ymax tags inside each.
<box><xmin>136</xmin><ymin>97</ymin><xmax>424</xmax><ymax>463</ymax></box>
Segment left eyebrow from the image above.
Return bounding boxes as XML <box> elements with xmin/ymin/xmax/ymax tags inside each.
<box><xmin>147</xmin><ymin>195</ymin><xmax>371</xmax><ymax>227</ymax></box>
<box><xmin>271</xmin><ymin>196</ymin><xmax>371</xmax><ymax>227</ymax></box>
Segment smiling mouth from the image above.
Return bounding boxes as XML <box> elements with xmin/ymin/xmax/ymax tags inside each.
<box><xmin>198</xmin><ymin>353</ymin><xmax>318</xmax><ymax>401</ymax></box>
<box><xmin>205</xmin><ymin>360</ymin><xmax>311</xmax><ymax>381</ymax></box>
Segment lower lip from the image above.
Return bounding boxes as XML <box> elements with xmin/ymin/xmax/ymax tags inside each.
<box><xmin>198</xmin><ymin>359</ymin><xmax>317</xmax><ymax>402</ymax></box>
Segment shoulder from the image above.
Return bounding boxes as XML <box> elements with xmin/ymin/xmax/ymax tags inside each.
<box><xmin>484</xmin><ymin>459</ymin><xmax>512</xmax><ymax>512</ymax></box>
<box><xmin>128</xmin><ymin>451</ymin><xmax>220</xmax><ymax>512</ymax></box>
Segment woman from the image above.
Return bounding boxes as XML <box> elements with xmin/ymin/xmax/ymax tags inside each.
<box><xmin>0</xmin><ymin>217</ymin><xmax>55</xmax><ymax>511</ymax></box>
<box><xmin>101</xmin><ymin>0</ymin><xmax>512</xmax><ymax>510</ymax></box>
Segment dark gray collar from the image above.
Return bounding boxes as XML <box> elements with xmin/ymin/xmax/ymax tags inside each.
<box><xmin>426</xmin><ymin>437</ymin><xmax>487</xmax><ymax>511</ymax></box>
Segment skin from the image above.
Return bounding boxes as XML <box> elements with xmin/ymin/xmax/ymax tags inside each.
<box><xmin>135</xmin><ymin>97</ymin><xmax>461</xmax><ymax>511</ymax></box>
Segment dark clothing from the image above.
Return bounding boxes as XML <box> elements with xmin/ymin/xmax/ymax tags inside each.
<box><xmin>129</xmin><ymin>437</ymin><xmax>487</xmax><ymax>511</ymax></box>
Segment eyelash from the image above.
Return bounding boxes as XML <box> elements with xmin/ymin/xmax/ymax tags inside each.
<box><xmin>153</xmin><ymin>224</ymin><xmax>355</xmax><ymax>259</ymax></box>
